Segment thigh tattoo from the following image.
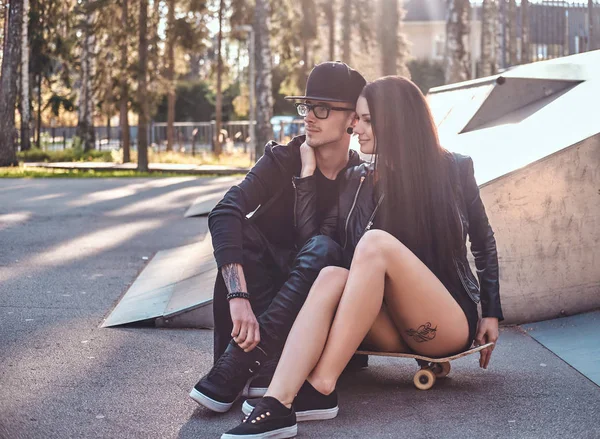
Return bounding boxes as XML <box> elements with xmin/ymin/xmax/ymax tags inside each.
<box><xmin>406</xmin><ymin>322</ymin><xmax>437</xmax><ymax>343</ymax></box>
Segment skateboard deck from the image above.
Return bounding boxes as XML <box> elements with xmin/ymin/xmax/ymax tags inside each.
<box><xmin>355</xmin><ymin>342</ymin><xmax>495</xmax><ymax>390</ymax></box>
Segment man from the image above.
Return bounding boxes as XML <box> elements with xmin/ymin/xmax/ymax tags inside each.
<box><xmin>190</xmin><ymin>61</ymin><xmax>366</xmax><ymax>413</ymax></box>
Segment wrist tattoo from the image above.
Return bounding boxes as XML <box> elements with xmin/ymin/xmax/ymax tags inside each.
<box><xmin>222</xmin><ymin>264</ymin><xmax>243</xmax><ymax>294</ymax></box>
<box><xmin>406</xmin><ymin>322</ymin><xmax>437</xmax><ymax>343</ymax></box>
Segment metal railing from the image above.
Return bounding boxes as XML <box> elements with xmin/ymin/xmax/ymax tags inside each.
<box><xmin>34</xmin><ymin>120</ymin><xmax>305</xmax><ymax>155</ymax></box>
<box><xmin>497</xmin><ymin>1</ymin><xmax>600</xmax><ymax>67</ymax></box>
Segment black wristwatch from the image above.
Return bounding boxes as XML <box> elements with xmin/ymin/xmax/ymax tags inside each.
<box><xmin>227</xmin><ymin>291</ymin><xmax>250</xmax><ymax>301</ymax></box>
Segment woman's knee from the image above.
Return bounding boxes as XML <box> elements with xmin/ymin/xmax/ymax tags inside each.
<box><xmin>316</xmin><ymin>266</ymin><xmax>348</xmax><ymax>289</ymax></box>
<box><xmin>353</xmin><ymin>230</ymin><xmax>393</xmax><ymax>265</ymax></box>
<box><xmin>307</xmin><ymin>266</ymin><xmax>348</xmax><ymax>304</ymax></box>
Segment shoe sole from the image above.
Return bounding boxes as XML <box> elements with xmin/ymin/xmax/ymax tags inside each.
<box><xmin>221</xmin><ymin>424</ymin><xmax>298</xmax><ymax>439</ymax></box>
<box><xmin>242</xmin><ymin>401</ymin><xmax>339</xmax><ymax>422</ymax></box>
<box><xmin>189</xmin><ymin>388</ymin><xmax>234</xmax><ymax>413</ymax></box>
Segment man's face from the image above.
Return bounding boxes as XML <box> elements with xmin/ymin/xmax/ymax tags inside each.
<box><xmin>301</xmin><ymin>100</ymin><xmax>356</xmax><ymax>148</ymax></box>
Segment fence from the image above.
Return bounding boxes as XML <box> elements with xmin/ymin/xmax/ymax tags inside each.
<box><xmin>36</xmin><ymin>120</ymin><xmax>305</xmax><ymax>155</ymax></box>
<box><xmin>496</xmin><ymin>0</ymin><xmax>600</xmax><ymax>68</ymax></box>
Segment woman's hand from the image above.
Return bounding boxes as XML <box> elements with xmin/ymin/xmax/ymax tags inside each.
<box><xmin>300</xmin><ymin>141</ymin><xmax>316</xmax><ymax>178</ymax></box>
<box><xmin>474</xmin><ymin>317</ymin><xmax>499</xmax><ymax>369</ymax></box>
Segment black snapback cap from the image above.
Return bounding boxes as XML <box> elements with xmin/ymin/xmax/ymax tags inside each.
<box><xmin>285</xmin><ymin>61</ymin><xmax>367</xmax><ymax>104</ymax></box>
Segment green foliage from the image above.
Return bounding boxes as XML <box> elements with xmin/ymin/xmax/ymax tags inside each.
<box><xmin>153</xmin><ymin>80</ymin><xmax>215</xmax><ymax>122</ymax></box>
<box><xmin>408</xmin><ymin>59</ymin><xmax>446</xmax><ymax>95</ymax></box>
<box><xmin>17</xmin><ymin>147</ymin><xmax>113</xmax><ymax>163</ymax></box>
<box><xmin>0</xmin><ymin>167</ymin><xmax>232</xmax><ymax>178</ymax></box>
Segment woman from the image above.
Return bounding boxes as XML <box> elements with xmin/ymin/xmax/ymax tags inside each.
<box><xmin>221</xmin><ymin>76</ymin><xmax>503</xmax><ymax>439</ymax></box>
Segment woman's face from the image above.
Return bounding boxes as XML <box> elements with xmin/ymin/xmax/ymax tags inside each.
<box><xmin>353</xmin><ymin>96</ymin><xmax>375</xmax><ymax>155</ymax></box>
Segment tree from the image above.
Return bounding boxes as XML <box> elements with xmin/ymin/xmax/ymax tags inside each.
<box><xmin>495</xmin><ymin>0</ymin><xmax>505</xmax><ymax>69</ymax></box>
<box><xmin>506</xmin><ymin>0</ymin><xmax>517</xmax><ymax>66</ymax></box>
<box><xmin>379</xmin><ymin>0</ymin><xmax>409</xmax><ymax>77</ymax></box>
<box><xmin>254</xmin><ymin>0</ymin><xmax>273</xmax><ymax>159</ymax></box>
<box><xmin>299</xmin><ymin>0</ymin><xmax>317</xmax><ymax>82</ymax></box>
<box><xmin>521</xmin><ymin>0</ymin><xmax>530</xmax><ymax>63</ymax></box>
<box><xmin>0</xmin><ymin>0</ymin><xmax>22</xmax><ymax>167</ymax></box>
<box><xmin>20</xmin><ymin>0</ymin><xmax>31</xmax><ymax>151</ymax></box>
<box><xmin>321</xmin><ymin>0</ymin><xmax>335</xmax><ymax>60</ymax></box>
<box><xmin>214</xmin><ymin>0</ymin><xmax>224</xmax><ymax>155</ymax></box>
<box><xmin>138</xmin><ymin>0</ymin><xmax>149</xmax><ymax>171</ymax></box>
<box><xmin>480</xmin><ymin>0</ymin><xmax>498</xmax><ymax>76</ymax></box>
<box><xmin>341</xmin><ymin>0</ymin><xmax>351</xmax><ymax>63</ymax></box>
<box><xmin>120</xmin><ymin>0</ymin><xmax>130</xmax><ymax>162</ymax></box>
<box><xmin>75</xmin><ymin>0</ymin><xmax>96</xmax><ymax>152</ymax></box>
<box><xmin>445</xmin><ymin>0</ymin><xmax>471</xmax><ymax>84</ymax></box>
<box><xmin>339</xmin><ymin>0</ymin><xmax>374</xmax><ymax>67</ymax></box>
<box><xmin>166</xmin><ymin>0</ymin><xmax>175</xmax><ymax>152</ymax></box>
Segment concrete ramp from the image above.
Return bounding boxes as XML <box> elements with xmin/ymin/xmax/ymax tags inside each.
<box><xmin>184</xmin><ymin>176</ymin><xmax>241</xmax><ymax>217</ymax></box>
<box><xmin>428</xmin><ymin>51</ymin><xmax>600</xmax><ymax>324</ymax></box>
<box><xmin>102</xmin><ymin>235</ymin><xmax>217</xmax><ymax>328</ymax></box>
<box><xmin>524</xmin><ymin>311</ymin><xmax>600</xmax><ymax>387</ymax></box>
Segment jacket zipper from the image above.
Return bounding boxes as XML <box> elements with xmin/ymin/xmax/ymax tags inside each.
<box><xmin>343</xmin><ymin>175</ymin><xmax>365</xmax><ymax>249</ymax></box>
<box><xmin>363</xmin><ymin>194</ymin><xmax>385</xmax><ymax>233</ymax></box>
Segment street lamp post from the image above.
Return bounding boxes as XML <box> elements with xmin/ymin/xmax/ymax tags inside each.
<box><xmin>234</xmin><ymin>25</ymin><xmax>256</xmax><ymax>160</ymax></box>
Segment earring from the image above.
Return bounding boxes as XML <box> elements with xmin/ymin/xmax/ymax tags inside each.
<box><xmin>346</xmin><ymin>127</ymin><xmax>353</xmax><ymax>135</ymax></box>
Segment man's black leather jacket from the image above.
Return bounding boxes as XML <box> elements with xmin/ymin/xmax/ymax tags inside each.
<box><xmin>208</xmin><ymin>135</ymin><xmax>362</xmax><ymax>270</ymax></box>
<box><xmin>293</xmin><ymin>152</ymin><xmax>504</xmax><ymax>320</ymax></box>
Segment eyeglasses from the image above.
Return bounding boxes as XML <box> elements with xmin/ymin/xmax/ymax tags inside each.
<box><xmin>294</xmin><ymin>103</ymin><xmax>355</xmax><ymax>120</ymax></box>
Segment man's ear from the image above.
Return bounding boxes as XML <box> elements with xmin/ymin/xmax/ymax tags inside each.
<box><xmin>350</xmin><ymin>112</ymin><xmax>358</xmax><ymax>127</ymax></box>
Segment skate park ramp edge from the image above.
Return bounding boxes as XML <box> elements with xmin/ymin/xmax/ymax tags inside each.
<box><xmin>101</xmin><ymin>235</ymin><xmax>217</xmax><ymax>329</ymax></box>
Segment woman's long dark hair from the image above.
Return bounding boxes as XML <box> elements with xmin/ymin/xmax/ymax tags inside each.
<box><xmin>362</xmin><ymin>76</ymin><xmax>462</xmax><ymax>282</ymax></box>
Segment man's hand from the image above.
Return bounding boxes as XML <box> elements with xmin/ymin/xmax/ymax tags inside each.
<box><xmin>474</xmin><ymin>317</ymin><xmax>499</xmax><ymax>369</ymax></box>
<box><xmin>300</xmin><ymin>141</ymin><xmax>316</xmax><ymax>178</ymax></box>
<box><xmin>229</xmin><ymin>298</ymin><xmax>260</xmax><ymax>352</ymax></box>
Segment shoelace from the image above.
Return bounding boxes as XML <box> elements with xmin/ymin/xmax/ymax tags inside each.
<box><xmin>206</xmin><ymin>352</ymin><xmax>260</xmax><ymax>389</ymax></box>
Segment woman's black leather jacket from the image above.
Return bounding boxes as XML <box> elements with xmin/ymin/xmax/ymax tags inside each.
<box><xmin>293</xmin><ymin>152</ymin><xmax>504</xmax><ymax>321</ymax></box>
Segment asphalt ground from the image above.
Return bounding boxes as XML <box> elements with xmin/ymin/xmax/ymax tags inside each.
<box><xmin>1</xmin><ymin>178</ymin><xmax>599</xmax><ymax>439</ymax></box>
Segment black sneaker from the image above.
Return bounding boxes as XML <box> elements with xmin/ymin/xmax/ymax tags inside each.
<box><xmin>242</xmin><ymin>380</ymin><xmax>338</xmax><ymax>422</ymax></box>
<box><xmin>243</xmin><ymin>355</ymin><xmax>279</xmax><ymax>398</ymax></box>
<box><xmin>221</xmin><ymin>396</ymin><xmax>297</xmax><ymax>439</ymax></box>
<box><xmin>190</xmin><ymin>340</ymin><xmax>268</xmax><ymax>413</ymax></box>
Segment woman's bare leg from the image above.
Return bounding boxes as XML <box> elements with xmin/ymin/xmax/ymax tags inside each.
<box><xmin>264</xmin><ymin>266</ymin><xmax>349</xmax><ymax>408</ymax></box>
<box><xmin>308</xmin><ymin>229</ymin><xmax>470</xmax><ymax>394</ymax></box>
<box><xmin>361</xmin><ymin>305</ymin><xmax>411</xmax><ymax>353</ymax></box>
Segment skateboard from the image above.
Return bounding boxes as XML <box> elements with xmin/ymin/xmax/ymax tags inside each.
<box><xmin>356</xmin><ymin>342</ymin><xmax>495</xmax><ymax>390</ymax></box>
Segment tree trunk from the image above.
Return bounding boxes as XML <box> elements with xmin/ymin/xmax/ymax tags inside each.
<box><xmin>507</xmin><ymin>0</ymin><xmax>516</xmax><ymax>65</ymax></box>
<box><xmin>106</xmin><ymin>113</ymin><xmax>111</xmax><ymax>145</ymax></box>
<box><xmin>588</xmin><ymin>0</ymin><xmax>595</xmax><ymax>51</ymax></box>
<box><xmin>495</xmin><ymin>0</ymin><xmax>505</xmax><ymax>69</ymax></box>
<box><xmin>521</xmin><ymin>0</ymin><xmax>530</xmax><ymax>63</ymax></box>
<box><xmin>76</xmin><ymin>3</ymin><xmax>96</xmax><ymax>152</ymax></box>
<box><xmin>445</xmin><ymin>0</ymin><xmax>471</xmax><ymax>84</ymax></box>
<box><xmin>480</xmin><ymin>0</ymin><xmax>497</xmax><ymax>76</ymax></box>
<box><xmin>214</xmin><ymin>0</ymin><xmax>224</xmax><ymax>155</ymax></box>
<box><xmin>137</xmin><ymin>0</ymin><xmax>149</xmax><ymax>172</ymax></box>
<box><xmin>36</xmin><ymin>72</ymin><xmax>41</xmax><ymax>148</ymax></box>
<box><xmin>341</xmin><ymin>0</ymin><xmax>351</xmax><ymax>64</ymax></box>
<box><xmin>0</xmin><ymin>0</ymin><xmax>22</xmax><ymax>166</ymax></box>
<box><xmin>166</xmin><ymin>0</ymin><xmax>175</xmax><ymax>152</ymax></box>
<box><xmin>20</xmin><ymin>0</ymin><xmax>31</xmax><ymax>151</ymax></box>
<box><xmin>323</xmin><ymin>0</ymin><xmax>336</xmax><ymax>60</ymax></box>
<box><xmin>379</xmin><ymin>0</ymin><xmax>399</xmax><ymax>76</ymax></box>
<box><xmin>120</xmin><ymin>0</ymin><xmax>130</xmax><ymax>163</ymax></box>
<box><xmin>254</xmin><ymin>0</ymin><xmax>273</xmax><ymax>160</ymax></box>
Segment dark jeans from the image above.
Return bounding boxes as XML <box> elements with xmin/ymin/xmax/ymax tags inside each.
<box><xmin>213</xmin><ymin>231</ymin><xmax>345</xmax><ymax>363</ymax></box>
